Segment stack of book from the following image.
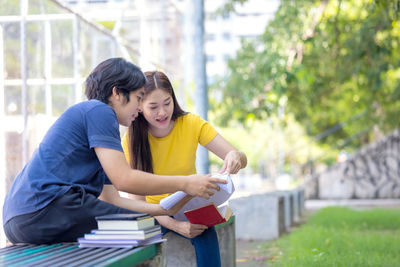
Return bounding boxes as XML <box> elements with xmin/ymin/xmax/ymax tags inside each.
<box><xmin>78</xmin><ymin>213</ymin><xmax>165</xmax><ymax>248</ymax></box>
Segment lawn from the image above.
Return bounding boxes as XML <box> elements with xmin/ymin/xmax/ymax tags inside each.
<box><xmin>267</xmin><ymin>207</ymin><xmax>400</xmax><ymax>267</ymax></box>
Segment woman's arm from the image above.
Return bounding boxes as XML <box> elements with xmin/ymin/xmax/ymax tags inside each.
<box><xmin>155</xmin><ymin>215</ymin><xmax>208</xmax><ymax>239</ymax></box>
<box><xmin>95</xmin><ymin>147</ymin><xmax>227</xmax><ymax>197</ymax></box>
<box><xmin>204</xmin><ymin>134</ymin><xmax>247</xmax><ymax>174</ymax></box>
<box><xmin>99</xmin><ymin>184</ymin><xmax>192</xmax><ymax>216</ymax></box>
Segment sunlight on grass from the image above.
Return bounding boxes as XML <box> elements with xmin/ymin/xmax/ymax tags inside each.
<box><xmin>268</xmin><ymin>207</ymin><xmax>400</xmax><ymax>267</ymax></box>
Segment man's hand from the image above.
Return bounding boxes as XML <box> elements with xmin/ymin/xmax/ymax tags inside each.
<box><xmin>175</xmin><ymin>221</ymin><xmax>208</xmax><ymax>238</ymax></box>
<box><xmin>183</xmin><ymin>174</ymin><xmax>227</xmax><ymax>198</ymax></box>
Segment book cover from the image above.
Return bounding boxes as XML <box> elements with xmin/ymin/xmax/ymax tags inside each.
<box><xmin>85</xmin><ymin>226</ymin><xmax>161</xmax><ymax>240</ymax></box>
<box><xmin>95</xmin><ymin>213</ymin><xmax>155</xmax><ymax>230</ymax></box>
<box><xmin>78</xmin><ymin>237</ymin><xmax>139</xmax><ymax>245</ymax></box>
<box><xmin>95</xmin><ymin>213</ymin><xmax>150</xmax><ymax>221</ymax></box>
<box><xmin>78</xmin><ymin>243</ymin><xmax>136</xmax><ymax>248</ymax></box>
<box><xmin>184</xmin><ymin>203</ymin><xmax>233</xmax><ymax>227</ymax></box>
<box><xmin>77</xmin><ymin>233</ymin><xmax>165</xmax><ymax>248</ymax></box>
<box><xmin>91</xmin><ymin>225</ymin><xmax>161</xmax><ymax>235</ymax></box>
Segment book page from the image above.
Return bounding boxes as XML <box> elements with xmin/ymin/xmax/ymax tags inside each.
<box><xmin>160</xmin><ymin>173</ymin><xmax>235</xmax><ymax>221</ymax></box>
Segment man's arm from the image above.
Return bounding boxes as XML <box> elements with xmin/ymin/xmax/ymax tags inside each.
<box><xmin>99</xmin><ymin>185</ymin><xmax>192</xmax><ymax>216</ymax></box>
<box><xmin>95</xmin><ymin>147</ymin><xmax>227</xmax><ymax>198</ymax></box>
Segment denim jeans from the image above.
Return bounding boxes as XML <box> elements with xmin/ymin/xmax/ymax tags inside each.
<box><xmin>4</xmin><ymin>186</ymin><xmax>135</xmax><ymax>244</ymax></box>
<box><xmin>162</xmin><ymin>226</ymin><xmax>221</xmax><ymax>267</ymax></box>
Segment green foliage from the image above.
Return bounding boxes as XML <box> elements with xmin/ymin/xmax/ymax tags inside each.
<box><xmin>208</xmin><ymin>115</ymin><xmax>334</xmax><ymax>172</ymax></box>
<box><xmin>269</xmin><ymin>207</ymin><xmax>400</xmax><ymax>266</ymax></box>
<box><xmin>212</xmin><ymin>0</ymin><xmax>400</xmax><ymax>149</ymax></box>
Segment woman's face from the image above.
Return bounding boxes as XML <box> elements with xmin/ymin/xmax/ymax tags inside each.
<box><xmin>141</xmin><ymin>88</ymin><xmax>174</xmax><ymax>131</ymax></box>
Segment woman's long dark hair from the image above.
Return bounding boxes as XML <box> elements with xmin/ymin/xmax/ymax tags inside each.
<box><xmin>128</xmin><ymin>71</ymin><xmax>187</xmax><ymax>173</ymax></box>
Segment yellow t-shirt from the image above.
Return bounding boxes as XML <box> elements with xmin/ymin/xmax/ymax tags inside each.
<box><xmin>121</xmin><ymin>113</ymin><xmax>218</xmax><ymax>204</ymax></box>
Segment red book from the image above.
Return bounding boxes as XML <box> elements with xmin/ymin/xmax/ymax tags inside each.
<box><xmin>184</xmin><ymin>203</ymin><xmax>232</xmax><ymax>227</ymax></box>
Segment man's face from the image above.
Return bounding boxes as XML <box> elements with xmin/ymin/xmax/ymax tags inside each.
<box><xmin>114</xmin><ymin>88</ymin><xmax>144</xmax><ymax>127</ymax></box>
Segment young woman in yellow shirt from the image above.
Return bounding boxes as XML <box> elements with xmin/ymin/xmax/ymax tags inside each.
<box><xmin>121</xmin><ymin>71</ymin><xmax>247</xmax><ymax>267</ymax></box>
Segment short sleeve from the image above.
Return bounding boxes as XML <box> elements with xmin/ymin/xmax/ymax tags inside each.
<box><xmin>86</xmin><ymin>105</ymin><xmax>123</xmax><ymax>152</ymax></box>
<box><xmin>194</xmin><ymin>115</ymin><xmax>218</xmax><ymax>146</ymax></box>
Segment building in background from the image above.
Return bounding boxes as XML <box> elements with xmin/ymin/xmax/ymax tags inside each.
<box><xmin>57</xmin><ymin>0</ymin><xmax>280</xmax><ymax>91</ymax></box>
<box><xmin>204</xmin><ymin>0</ymin><xmax>279</xmax><ymax>83</ymax></box>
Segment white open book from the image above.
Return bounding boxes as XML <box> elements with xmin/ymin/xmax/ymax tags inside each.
<box><xmin>160</xmin><ymin>173</ymin><xmax>235</xmax><ymax>221</ymax></box>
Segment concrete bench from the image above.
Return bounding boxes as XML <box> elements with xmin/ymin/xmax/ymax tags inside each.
<box><xmin>159</xmin><ymin>216</ymin><xmax>236</xmax><ymax>267</ymax></box>
<box><xmin>230</xmin><ymin>188</ymin><xmax>305</xmax><ymax>241</ymax></box>
<box><xmin>230</xmin><ymin>192</ymin><xmax>285</xmax><ymax>241</ymax></box>
<box><xmin>270</xmin><ymin>190</ymin><xmax>294</xmax><ymax>230</ymax></box>
<box><xmin>0</xmin><ymin>242</ymin><xmax>158</xmax><ymax>267</ymax></box>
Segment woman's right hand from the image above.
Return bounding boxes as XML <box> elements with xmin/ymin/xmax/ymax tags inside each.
<box><xmin>175</xmin><ymin>220</ymin><xmax>208</xmax><ymax>239</ymax></box>
<box><xmin>183</xmin><ymin>174</ymin><xmax>227</xmax><ymax>199</ymax></box>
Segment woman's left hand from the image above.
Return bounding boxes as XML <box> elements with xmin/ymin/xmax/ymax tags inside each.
<box><xmin>220</xmin><ymin>150</ymin><xmax>242</xmax><ymax>174</ymax></box>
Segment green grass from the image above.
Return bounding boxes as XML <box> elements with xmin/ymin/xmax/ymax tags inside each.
<box><xmin>267</xmin><ymin>207</ymin><xmax>400</xmax><ymax>267</ymax></box>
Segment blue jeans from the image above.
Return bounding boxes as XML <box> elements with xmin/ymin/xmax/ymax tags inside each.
<box><xmin>162</xmin><ymin>226</ymin><xmax>221</xmax><ymax>267</ymax></box>
<box><xmin>4</xmin><ymin>186</ymin><xmax>135</xmax><ymax>244</ymax></box>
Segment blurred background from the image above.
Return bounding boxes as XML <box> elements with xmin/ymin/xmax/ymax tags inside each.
<box><xmin>0</xmin><ymin>0</ymin><xmax>399</xmax><ymax>247</ymax></box>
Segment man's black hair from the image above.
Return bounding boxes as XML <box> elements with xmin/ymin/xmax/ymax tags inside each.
<box><xmin>85</xmin><ymin>57</ymin><xmax>146</xmax><ymax>103</ymax></box>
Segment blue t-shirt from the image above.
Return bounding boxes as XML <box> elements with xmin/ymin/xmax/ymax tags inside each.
<box><xmin>3</xmin><ymin>100</ymin><xmax>123</xmax><ymax>224</ymax></box>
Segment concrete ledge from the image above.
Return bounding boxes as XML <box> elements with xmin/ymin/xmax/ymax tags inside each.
<box><xmin>270</xmin><ymin>190</ymin><xmax>293</xmax><ymax>230</ymax></box>
<box><xmin>298</xmin><ymin>188</ymin><xmax>305</xmax><ymax>215</ymax></box>
<box><xmin>230</xmin><ymin>193</ymin><xmax>285</xmax><ymax>240</ymax></box>
<box><xmin>160</xmin><ymin>216</ymin><xmax>236</xmax><ymax>267</ymax></box>
<box><xmin>291</xmin><ymin>189</ymin><xmax>300</xmax><ymax>223</ymax></box>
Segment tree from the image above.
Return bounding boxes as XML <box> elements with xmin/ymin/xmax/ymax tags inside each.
<box><xmin>212</xmin><ymin>0</ymin><xmax>400</xmax><ymax>149</ymax></box>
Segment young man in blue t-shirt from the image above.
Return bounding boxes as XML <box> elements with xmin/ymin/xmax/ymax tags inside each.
<box><xmin>2</xmin><ymin>58</ymin><xmax>226</xmax><ymax>244</ymax></box>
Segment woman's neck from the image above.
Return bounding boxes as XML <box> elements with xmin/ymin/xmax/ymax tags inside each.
<box><xmin>148</xmin><ymin>120</ymin><xmax>175</xmax><ymax>138</ymax></box>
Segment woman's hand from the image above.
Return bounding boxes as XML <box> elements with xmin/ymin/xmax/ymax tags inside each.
<box><xmin>156</xmin><ymin>216</ymin><xmax>207</xmax><ymax>239</ymax></box>
<box><xmin>220</xmin><ymin>150</ymin><xmax>244</xmax><ymax>174</ymax></box>
<box><xmin>175</xmin><ymin>220</ymin><xmax>208</xmax><ymax>238</ymax></box>
<box><xmin>204</xmin><ymin>134</ymin><xmax>247</xmax><ymax>174</ymax></box>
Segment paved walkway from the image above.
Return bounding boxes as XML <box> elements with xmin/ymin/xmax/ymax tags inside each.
<box><xmin>235</xmin><ymin>198</ymin><xmax>400</xmax><ymax>266</ymax></box>
<box><xmin>305</xmin><ymin>198</ymin><xmax>400</xmax><ymax>210</ymax></box>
